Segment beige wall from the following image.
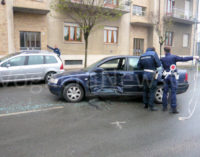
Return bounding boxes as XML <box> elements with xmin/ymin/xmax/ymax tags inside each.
<box><xmin>14</xmin><ymin>12</ymin><xmax>48</xmax><ymax>51</ymax></box>
<box><xmin>14</xmin><ymin>0</ymin><xmax>48</xmax><ymax>10</ymax></box>
<box><xmin>129</xmin><ymin>25</ymin><xmax>149</xmax><ymax>54</ymax></box>
<box><xmin>0</xmin><ymin>4</ymin><xmax>9</xmax><ymax>55</ymax></box>
<box><xmin>48</xmin><ymin>12</ymin><xmax>130</xmax><ymax>63</ymax></box>
<box><xmin>165</xmin><ymin>23</ymin><xmax>193</xmax><ymax>56</ymax></box>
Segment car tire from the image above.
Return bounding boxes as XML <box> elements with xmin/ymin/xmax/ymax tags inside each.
<box><xmin>45</xmin><ymin>72</ymin><xmax>56</xmax><ymax>83</ymax></box>
<box><xmin>155</xmin><ymin>86</ymin><xmax>163</xmax><ymax>104</ymax></box>
<box><xmin>63</xmin><ymin>83</ymin><xmax>84</xmax><ymax>102</ymax></box>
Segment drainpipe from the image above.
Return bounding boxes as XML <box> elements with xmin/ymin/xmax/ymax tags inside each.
<box><xmin>192</xmin><ymin>0</ymin><xmax>199</xmax><ymax>58</ymax></box>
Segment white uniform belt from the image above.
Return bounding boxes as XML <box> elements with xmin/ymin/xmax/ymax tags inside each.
<box><xmin>144</xmin><ymin>69</ymin><xmax>155</xmax><ymax>73</ymax></box>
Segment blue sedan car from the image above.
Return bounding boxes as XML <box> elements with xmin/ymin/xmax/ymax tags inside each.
<box><xmin>48</xmin><ymin>56</ymin><xmax>189</xmax><ymax>103</ymax></box>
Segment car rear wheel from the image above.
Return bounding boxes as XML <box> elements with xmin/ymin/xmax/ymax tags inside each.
<box><xmin>63</xmin><ymin>83</ymin><xmax>84</xmax><ymax>102</ymax></box>
<box><xmin>45</xmin><ymin>72</ymin><xmax>56</xmax><ymax>83</ymax></box>
<box><xmin>155</xmin><ymin>86</ymin><xmax>163</xmax><ymax>104</ymax></box>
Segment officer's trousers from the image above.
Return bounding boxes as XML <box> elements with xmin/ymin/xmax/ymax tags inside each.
<box><xmin>162</xmin><ymin>75</ymin><xmax>177</xmax><ymax>109</ymax></box>
<box><xmin>143</xmin><ymin>79</ymin><xmax>157</xmax><ymax>108</ymax></box>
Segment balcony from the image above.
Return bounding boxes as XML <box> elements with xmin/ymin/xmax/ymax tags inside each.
<box><xmin>165</xmin><ymin>8</ymin><xmax>196</xmax><ymax>25</ymax></box>
<box><xmin>67</xmin><ymin>0</ymin><xmax>130</xmax><ymax>14</ymax></box>
<box><xmin>131</xmin><ymin>9</ymin><xmax>153</xmax><ymax>27</ymax></box>
<box><xmin>13</xmin><ymin>0</ymin><xmax>49</xmax><ymax>15</ymax></box>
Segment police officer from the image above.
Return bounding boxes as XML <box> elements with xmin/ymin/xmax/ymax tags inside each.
<box><xmin>47</xmin><ymin>45</ymin><xmax>61</xmax><ymax>57</ymax></box>
<box><xmin>161</xmin><ymin>47</ymin><xmax>199</xmax><ymax>114</ymax></box>
<box><xmin>137</xmin><ymin>47</ymin><xmax>161</xmax><ymax>111</ymax></box>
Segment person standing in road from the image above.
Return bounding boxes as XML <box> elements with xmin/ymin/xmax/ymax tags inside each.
<box><xmin>161</xmin><ymin>47</ymin><xmax>199</xmax><ymax>114</ymax></box>
<box><xmin>47</xmin><ymin>45</ymin><xmax>61</xmax><ymax>57</ymax></box>
<box><xmin>137</xmin><ymin>47</ymin><xmax>161</xmax><ymax>111</ymax></box>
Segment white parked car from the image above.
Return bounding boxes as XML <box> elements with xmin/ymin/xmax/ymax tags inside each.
<box><xmin>0</xmin><ymin>50</ymin><xmax>64</xmax><ymax>83</ymax></box>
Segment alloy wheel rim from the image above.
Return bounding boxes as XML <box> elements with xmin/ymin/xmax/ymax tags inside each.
<box><xmin>67</xmin><ymin>86</ymin><xmax>81</xmax><ymax>101</ymax></box>
<box><xmin>47</xmin><ymin>73</ymin><xmax>54</xmax><ymax>81</ymax></box>
<box><xmin>155</xmin><ymin>88</ymin><xmax>163</xmax><ymax>102</ymax></box>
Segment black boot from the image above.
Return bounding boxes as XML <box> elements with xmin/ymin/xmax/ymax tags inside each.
<box><xmin>162</xmin><ymin>107</ymin><xmax>168</xmax><ymax>112</ymax></box>
<box><xmin>150</xmin><ymin>107</ymin><xmax>158</xmax><ymax>111</ymax></box>
<box><xmin>144</xmin><ymin>104</ymin><xmax>148</xmax><ymax>109</ymax></box>
<box><xmin>172</xmin><ymin>108</ymin><xmax>179</xmax><ymax>114</ymax></box>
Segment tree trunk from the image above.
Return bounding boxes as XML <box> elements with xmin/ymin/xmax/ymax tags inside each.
<box><xmin>84</xmin><ymin>37</ymin><xmax>88</xmax><ymax>68</ymax></box>
<box><xmin>160</xmin><ymin>44</ymin><xmax>162</xmax><ymax>58</ymax></box>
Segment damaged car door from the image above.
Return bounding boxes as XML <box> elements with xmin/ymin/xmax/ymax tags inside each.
<box><xmin>89</xmin><ymin>58</ymin><xmax>126</xmax><ymax>95</ymax></box>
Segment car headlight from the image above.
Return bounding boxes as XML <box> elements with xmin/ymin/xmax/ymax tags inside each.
<box><xmin>49</xmin><ymin>78</ymin><xmax>59</xmax><ymax>84</ymax></box>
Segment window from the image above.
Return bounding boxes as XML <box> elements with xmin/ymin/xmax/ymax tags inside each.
<box><xmin>165</xmin><ymin>31</ymin><xmax>174</xmax><ymax>46</ymax></box>
<box><xmin>132</xmin><ymin>5</ymin><xmax>146</xmax><ymax>16</ymax></box>
<box><xmin>166</xmin><ymin>0</ymin><xmax>175</xmax><ymax>15</ymax></box>
<box><xmin>2</xmin><ymin>56</ymin><xmax>26</xmax><ymax>67</ymax></box>
<box><xmin>104</xmin><ymin>0</ymin><xmax>118</xmax><ymax>6</ymax></box>
<box><xmin>104</xmin><ymin>27</ymin><xmax>118</xmax><ymax>44</ymax></box>
<box><xmin>183</xmin><ymin>34</ymin><xmax>189</xmax><ymax>47</ymax></box>
<box><xmin>20</xmin><ymin>32</ymin><xmax>41</xmax><ymax>50</ymax></box>
<box><xmin>28</xmin><ymin>55</ymin><xmax>44</xmax><ymax>65</ymax></box>
<box><xmin>65</xmin><ymin>60</ymin><xmax>83</xmax><ymax>65</ymax></box>
<box><xmin>99</xmin><ymin>58</ymin><xmax>125</xmax><ymax>71</ymax></box>
<box><xmin>64</xmin><ymin>23</ymin><xmax>82</xmax><ymax>42</ymax></box>
<box><xmin>133</xmin><ymin>38</ymin><xmax>144</xmax><ymax>56</ymax></box>
<box><xmin>45</xmin><ymin>56</ymin><xmax>58</xmax><ymax>64</ymax></box>
<box><xmin>128</xmin><ymin>58</ymin><xmax>139</xmax><ymax>71</ymax></box>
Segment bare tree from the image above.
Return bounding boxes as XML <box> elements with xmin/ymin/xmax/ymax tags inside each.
<box><xmin>52</xmin><ymin>0</ymin><xmax>128</xmax><ymax>67</ymax></box>
<box><xmin>150</xmin><ymin>11</ymin><xmax>174</xmax><ymax>58</ymax></box>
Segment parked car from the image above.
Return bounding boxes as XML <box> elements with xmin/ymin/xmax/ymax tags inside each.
<box><xmin>48</xmin><ymin>56</ymin><xmax>189</xmax><ymax>103</ymax></box>
<box><xmin>0</xmin><ymin>50</ymin><xmax>64</xmax><ymax>83</ymax></box>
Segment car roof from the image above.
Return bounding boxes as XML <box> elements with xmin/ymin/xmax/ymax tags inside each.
<box><xmin>17</xmin><ymin>50</ymin><xmax>56</xmax><ymax>55</ymax></box>
<box><xmin>103</xmin><ymin>55</ymin><xmax>139</xmax><ymax>60</ymax></box>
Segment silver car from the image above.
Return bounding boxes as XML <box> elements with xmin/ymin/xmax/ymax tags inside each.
<box><xmin>0</xmin><ymin>51</ymin><xmax>64</xmax><ymax>83</ymax></box>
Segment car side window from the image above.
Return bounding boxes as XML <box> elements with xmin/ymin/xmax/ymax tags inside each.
<box><xmin>1</xmin><ymin>56</ymin><xmax>26</xmax><ymax>67</ymax></box>
<box><xmin>128</xmin><ymin>58</ymin><xmax>139</xmax><ymax>71</ymax></box>
<box><xmin>28</xmin><ymin>55</ymin><xmax>44</xmax><ymax>65</ymax></box>
<box><xmin>45</xmin><ymin>56</ymin><xmax>58</xmax><ymax>64</ymax></box>
<box><xmin>99</xmin><ymin>58</ymin><xmax>126</xmax><ymax>71</ymax></box>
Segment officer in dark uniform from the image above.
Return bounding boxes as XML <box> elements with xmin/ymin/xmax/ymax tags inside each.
<box><xmin>161</xmin><ymin>47</ymin><xmax>199</xmax><ymax>114</ymax></box>
<box><xmin>47</xmin><ymin>45</ymin><xmax>61</xmax><ymax>57</ymax></box>
<box><xmin>137</xmin><ymin>47</ymin><xmax>161</xmax><ymax>111</ymax></box>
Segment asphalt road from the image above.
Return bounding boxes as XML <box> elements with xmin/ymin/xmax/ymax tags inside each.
<box><xmin>0</xmin><ymin>70</ymin><xmax>200</xmax><ymax>157</ymax></box>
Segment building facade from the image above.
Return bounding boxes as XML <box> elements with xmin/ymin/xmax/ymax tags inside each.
<box><xmin>0</xmin><ymin>0</ymin><xmax>198</xmax><ymax>68</ymax></box>
<box><xmin>131</xmin><ymin>0</ymin><xmax>198</xmax><ymax>58</ymax></box>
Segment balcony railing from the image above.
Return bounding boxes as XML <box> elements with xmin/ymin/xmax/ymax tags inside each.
<box><xmin>132</xmin><ymin>10</ymin><xmax>146</xmax><ymax>16</ymax></box>
<box><xmin>166</xmin><ymin>8</ymin><xmax>195</xmax><ymax>21</ymax></box>
<box><xmin>69</xmin><ymin>0</ymin><xmax>131</xmax><ymax>12</ymax></box>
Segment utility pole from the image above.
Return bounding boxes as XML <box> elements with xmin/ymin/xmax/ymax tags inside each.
<box><xmin>192</xmin><ymin>0</ymin><xmax>199</xmax><ymax>57</ymax></box>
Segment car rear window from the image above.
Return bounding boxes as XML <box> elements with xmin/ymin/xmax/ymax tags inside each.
<box><xmin>28</xmin><ymin>55</ymin><xmax>44</xmax><ymax>65</ymax></box>
<box><xmin>45</xmin><ymin>56</ymin><xmax>58</xmax><ymax>64</ymax></box>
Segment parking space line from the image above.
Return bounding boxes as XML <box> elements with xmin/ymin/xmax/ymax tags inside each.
<box><xmin>0</xmin><ymin>106</ymin><xmax>64</xmax><ymax>118</ymax></box>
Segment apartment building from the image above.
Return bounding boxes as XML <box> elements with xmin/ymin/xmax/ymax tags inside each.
<box><xmin>0</xmin><ymin>0</ymin><xmax>198</xmax><ymax>68</ymax></box>
<box><xmin>131</xmin><ymin>0</ymin><xmax>198</xmax><ymax>57</ymax></box>
<box><xmin>0</xmin><ymin>0</ymin><xmax>130</xmax><ymax>68</ymax></box>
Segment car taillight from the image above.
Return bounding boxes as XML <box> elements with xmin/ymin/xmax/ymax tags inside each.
<box><xmin>185</xmin><ymin>73</ymin><xmax>188</xmax><ymax>81</ymax></box>
<box><xmin>60</xmin><ymin>63</ymin><xmax>64</xmax><ymax>70</ymax></box>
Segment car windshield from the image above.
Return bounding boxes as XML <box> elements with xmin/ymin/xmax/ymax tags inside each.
<box><xmin>0</xmin><ymin>53</ymin><xmax>20</xmax><ymax>63</ymax></box>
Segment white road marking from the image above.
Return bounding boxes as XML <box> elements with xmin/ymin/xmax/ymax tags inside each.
<box><xmin>179</xmin><ymin>63</ymin><xmax>199</xmax><ymax>121</ymax></box>
<box><xmin>111</xmin><ymin>121</ymin><xmax>126</xmax><ymax>129</ymax></box>
<box><xmin>0</xmin><ymin>106</ymin><xmax>64</xmax><ymax>117</ymax></box>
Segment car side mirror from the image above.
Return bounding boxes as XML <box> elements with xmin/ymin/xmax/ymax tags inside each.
<box><xmin>6</xmin><ymin>64</ymin><xmax>10</xmax><ymax>68</ymax></box>
<box><xmin>94</xmin><ymin>67</ymin><xmax>104</xmax><ymax>73</ymax></box>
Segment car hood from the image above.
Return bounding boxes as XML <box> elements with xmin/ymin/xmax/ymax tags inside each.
<box><xmin>54</xmin><ymin>69</ymin><xmax>88</xmax><ymax>78</ymax></box>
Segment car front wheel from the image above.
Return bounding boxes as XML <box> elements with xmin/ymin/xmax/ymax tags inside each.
<box><xmin>63</xmin><ymin>83</ymin><xmax>84</xmax><ymax>102</ymax></box>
